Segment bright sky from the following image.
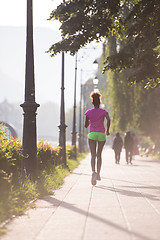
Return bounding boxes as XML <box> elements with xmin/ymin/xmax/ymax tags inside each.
<box><xmin>0</xmin><ymin>0</ymin><xmax>102</xmax><ymax>110</ymax></box>
<box><xmin>0</xmin><ymin>0</ymin><xmax>61</xmax><ymax>30</ymax></box>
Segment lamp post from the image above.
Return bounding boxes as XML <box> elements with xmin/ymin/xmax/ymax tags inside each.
<box><xmin>82</xmin><ymin>83</ymin><xmax>87</xmax><ymax>152</ymax></box>
<box><xmin>20</xmin><ymin>0</ymin><xmax>40</xmax><ymax>180</ymax></box>
<box><xmin>78</xmin><ymin>69</ymin><xmax>93</xmax><ymax>152</ymax></box>
<box><xmin>58</xmin><ymin>52</ymin><xmax>67</xmax><ymax>166</ymax></box>
<box><xmin>78</xmin><ymin>69</ymin><xmax>83</xmax><ymax>153</ymax></box>
<box><xmin>72</xmin><ymin>53</ymin><xmax>77</xmax><ymax>160</ymax></box>
<box><xmin>58</xmin><ymin>0</ymin><xmax>67</xmax><ymax>166</ymax></box>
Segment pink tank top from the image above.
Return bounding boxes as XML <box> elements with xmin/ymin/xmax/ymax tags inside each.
<box><xmin>85</xmin><ymin>108</ymin><xmax>107</xmax><ymax>133</ymax></box>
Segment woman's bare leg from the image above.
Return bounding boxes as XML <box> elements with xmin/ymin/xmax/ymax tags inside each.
<box><xmin>97</xmin><ymin>141</ymin><xmax>105</xmax><ymax>175</ymax></box>
<box><xmin>88</xmin><ymin>139</ymin><xmax>97</xmax><ymax>172</ymax></box>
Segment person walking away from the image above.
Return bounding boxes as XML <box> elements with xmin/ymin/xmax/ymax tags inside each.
<box><xmin>85</xmin><ymin>91</ymin><xmax>110</xmax><ymax>185</ymax></box>
<box><xmin>112</xmin><ymin>132</ymin><xmax>123</xmax><ymax>164</ymax></box>
<box><xmin>132</xmin><ymin>133</ymin><xmax>139</xmax><ymax>160</ymax></box>
<box><xmin>124</xmin><ymin>131</ymin><xmax>134</xmax><ymax>164</ymax></box>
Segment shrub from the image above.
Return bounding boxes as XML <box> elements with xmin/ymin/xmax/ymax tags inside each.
<box><xmin>66</xmin><ymin>145</ymin><xmax>78</xmax><ymax>159</ymax></box>
<box><xmin>0</xmin><ymin>176</ymin><xmax>39</xmax><ymax>223</ymax></box>
<box><xmin>37</xmin><ymin>165</ymin><xmax>69</xmax><ymax>196</ymax></box>
<box><xmin>37</xmin><ymin>140</ymin><xmax>61</xmax><ymax>171</ymax></box>
<box><xmin>0</xmin><ymin>127</ymin><xmax>22</xmax><ymax>196</ymax></box>
<box><xmin>0</xmin><ymin>126</ymin><xmax>86</xmax><ymax>226</ymax></box>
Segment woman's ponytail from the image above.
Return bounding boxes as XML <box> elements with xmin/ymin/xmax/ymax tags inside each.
<box><xmin>90</xmin><ymin>91</ymin><xmax>102</xmax><ymax>107</ymax></box>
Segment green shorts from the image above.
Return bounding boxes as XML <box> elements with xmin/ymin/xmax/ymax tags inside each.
<box><xmin>88</xmin><ymin>132</ymin><xmax>106</xmax><ymax>142</ymax></box>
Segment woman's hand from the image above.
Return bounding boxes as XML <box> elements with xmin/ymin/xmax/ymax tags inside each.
<box><xmin>85</xmin><ymin>116</ymin><xmax>90</xmax><ymax>128</ymax></box>
<box><xmin>105</xmin><ymin>112</ymin><xmax>111</xmax><ymax>136</ymax></box>
<box><xmin>106</xmin><ymin>130</ymin><xmax>110</xmax><ymax>136</ymax></box>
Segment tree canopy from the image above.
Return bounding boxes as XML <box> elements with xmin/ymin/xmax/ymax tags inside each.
<box><xmin>48</xmin><ymin>0</ymin><xmax>160</xmax><ymax>87</ymax></box>
<box><xmin>104</xmin><ymin>0</ymin><xmax>160</xmax><ymax>87</ymax></box>
<box><xmin>48</xmin><ymin>0</ymin><xmax>121</xmax><ymax>55</ymax></box>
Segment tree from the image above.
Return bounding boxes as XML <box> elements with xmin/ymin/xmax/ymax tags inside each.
<box><xmin>102</xmin><ymin>36</ymin><xmax>160</xmax><ymax>149</ymax></box>
<box><xmin>48</xmin><ymin>0</ymin><xmax>160</xmax><ymax>87</ymax></box>
<box><xmin>139</xmin><ymin>87</ymin><xmax>160</xmax><ymax>149</ymax></box>
<box><xmin>103</xmin><ymin>35</ymin><xmax>143</xmax><ymax>134</ymax></box>
<box><xmin>48</xmin><ymin>0</ymin><xmax>122</xmax><ymax>55</ymax></box>
<box><xmin>104</xmin><ymin>0</ymin><xmax>160</xmax><ymax>88</ymax></box>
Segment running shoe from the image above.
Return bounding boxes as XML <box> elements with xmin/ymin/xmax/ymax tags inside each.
<box><xmin>91</xmin><ymin>172</ymin><xmax>97</xmax><ymax>185</ymax></box>
<box><xmin>97</xmin><ymin>173</ymin><xmax>101</xmax><ymax>181</ymax></box>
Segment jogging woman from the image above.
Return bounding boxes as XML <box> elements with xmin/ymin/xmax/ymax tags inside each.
<box><xmin>85</xmin><ymin>91</ymin><xmax>110</xmax><ymax>185</ymax></box>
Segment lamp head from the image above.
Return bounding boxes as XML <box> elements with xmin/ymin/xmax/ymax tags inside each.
<box><xmin>93</xmin><ymin>59</ymin><xmax>98</xmax><ymax>71</ymax></box>
<box><xmin>93</xmin><ymin>76</ymin><xmax>99</xmax><ymax>85</ymax></box>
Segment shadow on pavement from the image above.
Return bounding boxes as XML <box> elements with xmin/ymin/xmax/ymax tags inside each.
<box><xmin>41</xmin><ymin>195</ymin><xmax>153</xmax><ymax>240</ymax></box>
<box><xmin>95</xmin><ymin>185</ymin><xmax>160</xmax><ymax>201</ymax></box>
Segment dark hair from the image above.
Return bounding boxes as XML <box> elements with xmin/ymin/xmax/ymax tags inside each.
<box><xmin>126</xmin><ymin>131</ymin><xmax>131</xmax><ymax>136</ymax></box>
<box><xmin>90</xmin><ymin>91</ymin><xmax>102</xmax><ymax>107</ymax></box>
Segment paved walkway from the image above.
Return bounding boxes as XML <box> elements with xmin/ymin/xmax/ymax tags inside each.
<box><xmin>1</xmin><ymin>147</ymin><xmax>160</xmax><ymax>240</ymax></box>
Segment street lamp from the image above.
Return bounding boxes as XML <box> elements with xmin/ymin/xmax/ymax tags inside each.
<box><xmin>93</xmin><ymin>59</ymin><xmax>99</xmax><ymax>92</ymax></box>
<box><xmin>71</xmin><ymin>53</ymin><xmax>77</xmax><ymax>160</ymax></box>
<box><xmin>78</xmin><ymin>69</ymin><xmax>92</xmax><ymax>153</ymax></box>
<box><xmin>78</xmin><ymin>69</ymin><xmax>83</xmax><ymax>153</ymax></box>
<box><xmin>20</xmin><ymin>0</ymin><xmax>40</xmax><ymax>180</ymax></box>
<box><xmin>58</xmin><ymin>52</ymin><xmax>67</xmax><ymax>166</ymax></box>
<box><xmin>82</xmin><ymin>83</ymin><xmax>87</xmax><ymax>152</ymax></box>
<box><xmin>58</xmin><ymin>1</ymin><xmax>67</xmax><ymax>166</ymax></box>
<box><xmin>93</xmin><ymin>76</ymin><xmax>99</xmax><ymax>92</ymax></box>
<box><xmin>93</xmin><ymin>59</ymin><xmax>99</xmax><ymax>70</ymax></box>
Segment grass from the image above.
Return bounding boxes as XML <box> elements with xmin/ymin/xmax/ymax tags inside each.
<box><xmin>0</xmin><ymin>152</ymin><xmax>87</xmax><ymax>235</ymax></box>
<box><xmin>140</xmin><ymin>150</ymin><xmax>160</xmax><ymax>160</ymax></box>
<box><xmin>37</xmin><ymin>152</ymin><xmax>87</xmax><ymax>196</ymax></box>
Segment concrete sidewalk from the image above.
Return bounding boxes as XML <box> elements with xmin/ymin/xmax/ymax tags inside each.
<box><xmin>1</xmin><ymin>147</ymin><xmax>160</xmax><ymax>240</ymax></box>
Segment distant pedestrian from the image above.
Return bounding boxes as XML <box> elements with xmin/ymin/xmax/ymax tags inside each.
<box><xmin>85</xmin><ymin>91</ymin><xmax>110</xmax><ymax>185</ymax></box>
<box><xmin>124</xmin><ymin>131</ymin><xmax>134</xmax><ymax>164</ymax></box>
<box><xmin>132</xmin><ymin>133</ymin><xmax>139</xmax><ymax>159</ymax></box>
<box><xmin>112</xmin><ymin>132</ymin><xmax>123</xmax><ymax>164</ymax></box>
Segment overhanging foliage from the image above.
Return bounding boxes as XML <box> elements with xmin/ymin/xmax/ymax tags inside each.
<box><xmin>48</xmin><ymin>0</ymin><xmax>160</xmax><ymax>87</ymax></box>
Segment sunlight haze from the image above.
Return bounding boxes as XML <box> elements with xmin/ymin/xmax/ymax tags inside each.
<box><xmin>0</xmin><ymin>0</ymin><xmax>102</xmax><ymax>110</ymax></box>
<box><xmin>0</xmin><ymin>0</ymin><xmax>61</xmax><ymax>30</ymax></box>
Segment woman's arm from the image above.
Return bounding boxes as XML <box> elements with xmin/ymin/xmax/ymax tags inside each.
<box><xmin>85</xmin><ymin>116</ymin><xmax>90</xmax><ymax>128</ymax></box>
<box><xmin>105</xmin><ymin>112</ymin><xmax>111</xmax><ymax>136</ymax></box>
